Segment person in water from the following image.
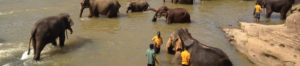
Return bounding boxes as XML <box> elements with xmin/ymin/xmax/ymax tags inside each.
<box><xmin>152</xmin><ymin>31</ymin><xmax>163</xmax><ymax>54</ymax></box>
<box><xmin>253</xmin><ymin>3</ymin><xmax>262</xmax><ymax>22</ymax></box>
<box><xmin>147</xmin><ymin>8</ymin><xmax>159</xmax><ymax>22</ymax></box>
<box><xmin>181</xmin><ymin>48</ymin><xmax>191</xmax><ymax>66</ymax></box>
<box><xmin>146</xmin><ymin>44</ymin><xmax>159</xmax><ymax>66</ymax></box>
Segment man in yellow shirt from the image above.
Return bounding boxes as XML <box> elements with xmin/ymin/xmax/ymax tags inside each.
<box><xmin>152</xmin><ymin>31</ymin><xmax>163</xmax><ymax>54</ymax></box>
<box><xmin>181</xmin><ymin>48</ymin><xmax>191</xmax><ymax>66</ymax></box>
<box><xmin>254</xmin><ymin>3</ymin><xmax>262</xmax><ymax>22</ymax></box>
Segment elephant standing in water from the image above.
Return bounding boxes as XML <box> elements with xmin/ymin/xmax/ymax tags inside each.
<box><xmin>28</xmin><ymin>13</ymin><xmax>74</xmax><ymax>60</ymax></box>
<box><xmin>126</xmin><ymin>0</ymin><xmax>149</xmax><ymax>13</ymax></box>
<box><xmin>256</xmin><ymin>0</ymin><xmax>294</xmax><ymax>19</ymax></box>
<box><xmin>149</xmin><ymin>6</ymin><xmax>191</xmax><ymax>24</ymax></box>
<box><xmin>164</xmin><ymin>0</ymin><xmax>193</xmax><ymax>4</ymax></box>
<box><xmin>79</xmin><ymin>0</ymin><xmax>121</xmax><ymax>18</ymax></box>
<box><xmin>166</xmin><ymin>28</ymin><xmax>232</xmax><ymax>66</ymax></box>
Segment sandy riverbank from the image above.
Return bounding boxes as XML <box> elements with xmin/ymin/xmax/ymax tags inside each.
<box><xmin>223</xmin><ymin>13</ymin><xmax>300</xmax><ymax>66</ymax></box>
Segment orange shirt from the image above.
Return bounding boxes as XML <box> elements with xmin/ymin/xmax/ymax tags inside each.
<box><xmin>181</xmin><ymin>50</ymin><xmax>191</xmax><ymax>65</ymax></box>
<box><xmin>255</xmin><ymin>5</ymin><xmax>262</xmax><ymax>13</ymax></box>
<box><xmin>152</xmin><ymin>36</ymin><xmax>162</xmax><ymax>48</ymax></box>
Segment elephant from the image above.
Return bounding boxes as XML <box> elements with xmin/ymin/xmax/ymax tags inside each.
<box><xmin>28</xmin><ymin>13</ymin><xmax>74</xmax><ymax>61</ymax></box>
<box><xmin>148</xmin><ymin>6</ymin><xmax>191</xmax><ymax>24</ymax></box>
<box><xmin>79</xmin><ymin>0</ymin><xmax>121</xmax><ymax>18</ymax></box>
<box><xmin>126</xmin><ymin>0</ymin><xmax>149</xmax><ymax>13</ymax></box>
<box><xmin>164</xmin><ymin>0</ymin><xmax>193</xmax><ymax>4</ymax></box>
<box><xmin>256</xmin><ymin>0</ymin><xmax>295</xmax><ymax>19</ymax></box>
<box><xmin>166</xmin><ymin>28</ymin><xmax>233</xmax><ymax>66</ymax></box>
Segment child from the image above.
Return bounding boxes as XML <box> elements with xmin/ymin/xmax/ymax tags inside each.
<box><xmin>254</xmin><ymin>3</ymin><xmax>262</xmax><ymax>22</ymax></box>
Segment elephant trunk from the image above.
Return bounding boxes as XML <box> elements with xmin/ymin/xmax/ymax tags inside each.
<box><xmin>68</xmin><ymin>28</ymin><xmax>73</xmax><ymax>34</ymax></box>
<box><xmin>65</xmin><ymin>28</ymin><xmax>73</xmax><ymax>39</ymax></box>
<box><xmin>126</xmin><ymin>7</ymin><xmax>130</xmax><ymax>13</ymax></box>
<box><xmin>79</xmin><ymin>7</ymin><xmax>85</xmax><ymax>17</ymax></box>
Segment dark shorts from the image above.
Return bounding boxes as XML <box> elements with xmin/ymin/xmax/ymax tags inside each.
<box><xmin>148</xmin><ymin>64</ymin><xmax>155</xmax><ymax>66</ymax></box>
<box><xmin>154</xmin><ymin>47</ymin><xmax>160</xmax><ymax>54</ymax></box>
<box><xmin>255</xmin><ymin>12</ymin><xmax>260</xmax><ymax>19</ymax></box>
<box><xmin>182</xmin><ymin>64</ymin><xmax>188</xmax><ymax>66</ymax></box>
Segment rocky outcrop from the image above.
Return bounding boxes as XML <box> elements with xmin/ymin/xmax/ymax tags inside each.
<box><xmin>223</xmin><ymin>13</ymin><xmax>300</xmax><ymax>66</ymax></box>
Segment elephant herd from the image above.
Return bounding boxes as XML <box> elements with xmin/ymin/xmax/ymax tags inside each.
<box><xmin>26</xmin><ymin>0</ymin><xmax>296</xmax><ymax>66</ymax></box>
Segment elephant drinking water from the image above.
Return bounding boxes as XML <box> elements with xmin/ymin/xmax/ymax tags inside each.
<box><xmin>148</xmin><ymin>6</ymin><xmax>191</xmax><ymax>24</ymax></box>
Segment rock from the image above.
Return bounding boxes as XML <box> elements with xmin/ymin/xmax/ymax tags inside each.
<box><xmin>291</xmin><ymin>4</ymin><xmax>300</xmax><ymax>14</ymax></box>
<box><xmin>223</xmin><ymin>13</ymin><xmax>300</xmax><ymax>66</ymax></box>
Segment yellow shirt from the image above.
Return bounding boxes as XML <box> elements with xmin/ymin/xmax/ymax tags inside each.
<box><xmin>255</xmin><ymin>5</ymin><xmax>261</xmax><ymax>13</ymax></box>
<box><xmin>181</xmin><ymin>50</ymin><xmax>191</xmax><ymax>65</ymax></box>
<box><xmin>152</xmin><ymin>36</ymin><xmax>162</xmax><ymax>48</ymax></box>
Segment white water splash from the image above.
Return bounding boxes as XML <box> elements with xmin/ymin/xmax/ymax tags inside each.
<box><xmin>80</xmin><ymin>18</ymin><xmax>90</xmax><ymax>21</ymax></box>
<box><xmin>20</xmin><ymin>50</ymin><xmax>34</xmax><ymax>60</ymax></box>
<box><xmin>0</xmin><ymin>11</ymin><xmax>14</xmax><ymax>15</ymax></box>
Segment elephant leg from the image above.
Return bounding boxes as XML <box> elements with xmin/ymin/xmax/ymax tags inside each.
<box><xmin>175</xmin><ymin>0</ymin><xmax>179</xmax><ymax>4</ymax></box>
<box><xmin>94</xmin><ymin>8</ymin><xmax>99</xmax><ymax>17</ymax></box>
<box><xmin>266</xmin><ymin>7</ymin><xmax>272</xmax><ymax>18</ymax></box>
<box><xmin>88</xmin><ymin>8</ymin><xmax>94</xmax><ymax>17</ymax></box>
<box><xmin>59</xmin><ymin>34</ymin><xmax>65</xmax><ymax>48</ymax></box>
<box><xmin>280</xmin><ymin>6</ymin><xmax>291</xmax><ymax>19</ymax></box>
<box><xmin>33</xmin><ymin>37</ymin><xmax>37</xmax><ymax>55</ymax></box>
<box><xmin>166</xmin><ymin>14</ymin><xmax>173</xmax><ymax>24</ymax></box>
<box><xmin>34</xmin><ymin>42</ymin><xmax>46</xmax><ymax>60</ymax></box>
<box><xmin>51</xmin><ymin>41</ymin><xmax>57</xmax><ymax>47</ymax></box>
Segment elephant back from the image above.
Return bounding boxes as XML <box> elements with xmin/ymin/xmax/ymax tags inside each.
<box><xmin>190</xmin><ymin>42</ymin><xmax>232</xmax><ymax>66</ymax></box>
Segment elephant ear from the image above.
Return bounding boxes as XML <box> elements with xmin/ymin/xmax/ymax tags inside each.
<box><xmin>180</xmin><ymin>28</ymin><xmax>194</xmax><ymax>49</ymax></box>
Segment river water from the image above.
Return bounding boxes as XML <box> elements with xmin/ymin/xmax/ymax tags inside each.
<box><xmin>0</xmin><ymin>0</ymin><xmax>287</xmax><ymax>66</ymax></box>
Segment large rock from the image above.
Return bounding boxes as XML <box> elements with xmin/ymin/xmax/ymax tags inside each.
<box><xmin>223</xmin><ymin>13</ymin><xmax>300</xmax><ymax>66</ymax></box>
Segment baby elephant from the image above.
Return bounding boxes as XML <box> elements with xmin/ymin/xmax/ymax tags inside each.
<box><xmin>28</xmin><ymin>13</ymin><xmax>74</xmax><ymax>61</ymax></box>
<box><xmin>126</xmin><ymin>0</ymin><xmax>149</xmax><ymax>13</ymax></box>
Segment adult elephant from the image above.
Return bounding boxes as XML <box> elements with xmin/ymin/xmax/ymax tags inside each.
<box><xmin>28</xmin><ymin>13</ymin><xmax>74</xmax><ymax>61</ymax></box>
<box><xmin>164</xmin><ymin>0</ymin><xmax>193</xmax><ymax>4</ymax></box>
<box><xmin>148</xmin><ymin>6</ymin><xmax>191</xmax><ymax>24</ymax></box>
<box><xmin>256</xmin><ymin>0</ymin><xmax>295</xmax><ymax>19</ymax></box>
<box><xmin>126</xmin><ymin>0</ymin><xmax>149</xmax><ymax>13</ymax></box>
<box><xmin>166</xmin><ymin>28</ymin><xmax>232</xmax><ymax>66</ymax></box>
<box><xmin>79</xmin><ymin>0</ymin><xmax>121</xmax><ymax>18</ymax></box>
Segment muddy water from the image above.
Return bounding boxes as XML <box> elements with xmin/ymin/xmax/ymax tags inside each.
<box><xmin>0</xmin><ymin>0</ymin><xmax>287</xmax><ymax>66</ymax></box>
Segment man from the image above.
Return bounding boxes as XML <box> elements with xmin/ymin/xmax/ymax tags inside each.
<box><xmin>181</xmin><ymin>48</ymin><xmax>191</xmax><ymax>66</ymax></box>
<box><xmin>152</xmin><ymin>31</ymin><xmax>163</xmax><ymax>54</ymax></box>
<box><xmin>147</xmin><ymin>44</ymin><xmax>159</xmax><ymax>66</ymax></box>
<box><xmin>254</xmin><ymin>3</ymin><xmax>262</xmax><ymax>22</ymax></box>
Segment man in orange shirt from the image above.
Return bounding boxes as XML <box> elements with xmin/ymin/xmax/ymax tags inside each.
<box><xmin>254</xmin><ymin>3</ymin><xmax>262</xmax><ymax>22</ymax></box>
<box><xmin>152</xmin><ymin>31</ymin><xmax>163</xmax><ymax>54</ymax></box>
<box><xmin>181</xmin><ymin>48</ymin><xmax>191</xmax><ymax>66</ymax></box>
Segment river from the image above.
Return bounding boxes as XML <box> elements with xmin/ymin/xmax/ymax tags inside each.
<box><xmin>0</xmin><ymin>0</ymin><xmax>286</xmax><ymax>66</ymax></box>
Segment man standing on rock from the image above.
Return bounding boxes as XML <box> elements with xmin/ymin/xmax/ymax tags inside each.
<box><xmin>254</xmin><ymin>3</ymin><xmax>262</xmax><ymax>22</ymax></box>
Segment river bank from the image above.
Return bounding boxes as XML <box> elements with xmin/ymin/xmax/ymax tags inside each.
<box><xmin>223</xmin><ymin>13</ymin><xmax>300</xmax><ymax>66</ymax></box>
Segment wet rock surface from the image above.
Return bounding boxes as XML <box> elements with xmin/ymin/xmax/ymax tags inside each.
<box><xmin>223</xmin><ymin>13</ymin><xmax>300</xmax><ymax>66</ymax></box>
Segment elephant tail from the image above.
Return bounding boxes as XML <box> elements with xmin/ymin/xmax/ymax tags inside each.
<box><xmin>28</xmin><ymin>29</ymin><xmax>36</xmax><ymax>55</ymax></box>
